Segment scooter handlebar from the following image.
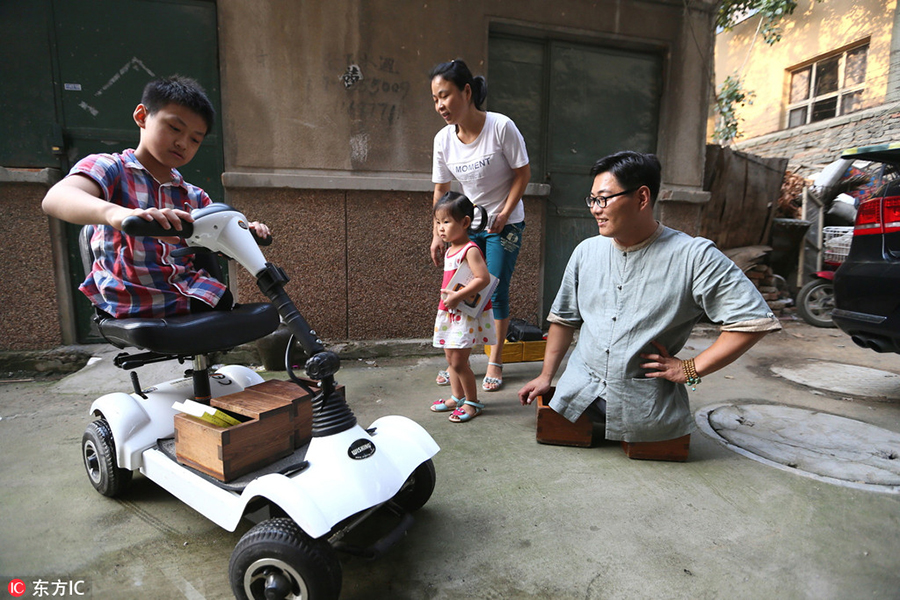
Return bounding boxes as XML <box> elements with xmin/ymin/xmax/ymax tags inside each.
<box><xmin>121</xmin><ymin>215</ymin><xmax>194</xmax><ymax>238</ymax></box>
<box><xmin>120</xmin><ymin>213</ymin><xmax>272</xmax><ymax>246</ymax></box>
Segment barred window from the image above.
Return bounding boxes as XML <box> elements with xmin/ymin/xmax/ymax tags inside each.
<box><xmin>786</xmin><ymin>44</ymin><xmax>868</xmax><ymax>129</ymax></box>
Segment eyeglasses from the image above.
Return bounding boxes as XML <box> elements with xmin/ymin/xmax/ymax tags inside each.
<box><xmin>584</xmin><ymin>188</ymin><xmax>638</xmax><ymax>209</ymax></box>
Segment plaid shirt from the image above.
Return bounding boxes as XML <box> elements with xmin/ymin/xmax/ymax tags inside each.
<box><xmin>72</xmin><ymin>150</ymin><xmax>226</xmax><ymax>318</ymax></box>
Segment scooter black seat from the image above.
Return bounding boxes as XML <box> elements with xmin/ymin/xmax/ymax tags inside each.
<box><xmin>97</xmin><ymin>302</ymin><xmax>279</xmax><ymax>355</ymax></box>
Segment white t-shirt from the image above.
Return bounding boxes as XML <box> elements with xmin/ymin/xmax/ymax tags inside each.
<box><xmin>432</xmin><ymin>112</ymin><xmax>529</xmax><ymax>224</ymax></box>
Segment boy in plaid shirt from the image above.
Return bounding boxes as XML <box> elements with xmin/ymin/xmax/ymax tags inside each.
<box><xmin>43</xmin><ymin>76</ymin><xmax>269</xmax><ymax>318</ymax></box>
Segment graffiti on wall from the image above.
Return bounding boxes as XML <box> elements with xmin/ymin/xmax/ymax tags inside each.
<box><xmin>342</xmin><ymin>53</ymin><xmax>410</xmax><ymax>128</ymax></box>
<box><xmin>340</xmin><ymin>65</ymin><xmax>363</xmax><ymax>89</ymax></box>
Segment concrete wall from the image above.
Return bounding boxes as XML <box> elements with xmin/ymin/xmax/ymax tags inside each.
<box><xmin>715</xmin><ymin>0</ymin><xmax>898</xmax><ymax>141</ymax></box>
<box><xmin>217</xmin><ymin>0</ymin><xmax>716</xmax><ymax>181</ymax></box>
<box><xmin>1</xmin><ymin>0</ymin><xmax>718</xmax><ymax>350</ymax></box>
<box><xmin>215</xmin><ymin>0</ymin><xmax>718</xmax><ymax>341</ymax></box>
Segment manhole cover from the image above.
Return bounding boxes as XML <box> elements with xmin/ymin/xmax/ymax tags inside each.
<box><xmin>696</xmin><ymin>403</ymin><xmax>900</xmax><ymax>494</ymax></box>
<box><xmin>770</xmin><ymin>361</ymin><xmax>900</xmax><ymax>399</ymax></box>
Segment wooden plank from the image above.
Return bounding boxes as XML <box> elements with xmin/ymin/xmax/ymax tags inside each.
<box><xmin>699</xmin><ymin>145</ymin><xmax>728</xmax><ymax>243</ymax></box>
<box><xmin>211</xmin><ymin>390</ymin><xmax>293</xmax><ymax>420</ymax></box>
<box><xmin>758</xmin><ymin>156</ymin><xmax>789</xmax><ymax>245</ymax></box>
<box><xmin>247</xmin><ymin>379</ymin><xmax>306</xmax><ymax>398</ymax></box>
<box><xmin>700</xmin><ymin>145</ymin><xmax>788</xmax><ymax>250</ymax></box>
<box><xmin>721</xmin><ymin>151</ymin><xmax>748</xmax><ymax>249</ymax></box>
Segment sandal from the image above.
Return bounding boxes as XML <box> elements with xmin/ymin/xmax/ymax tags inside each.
<box><xmin>431</xmin><ymin>395</ymin><xmax>462</xmax><ymax>412</ymax></box>
<box><xmin>449</xmin><ymin>400</ymin><xmax>484</xmax><ymax>423</ymax></box>
<box><xmin>482</xmin><ymin>362</ymin><xmax>503</xmax><ymax>392</ymax></box>
<box><xmin>436</xmin><ymin>369</ymin><xmax>450</xmax><ymax>386</ymax></box>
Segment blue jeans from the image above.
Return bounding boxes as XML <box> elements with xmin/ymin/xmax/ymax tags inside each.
<box><xmin>471</xmin><ymin>221</ymin><xmax>525</xmax><ymax>321</ymax></box>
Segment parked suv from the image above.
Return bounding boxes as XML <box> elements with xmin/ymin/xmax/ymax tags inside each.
<box><xmin>832</xmin><ymin>142</ymin><xmax>900</xmax><ymax>353</ymax></box>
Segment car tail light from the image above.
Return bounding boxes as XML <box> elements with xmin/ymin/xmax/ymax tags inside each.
<box><xmin>854</xmin><ymin>197</ymin><xmax>883</xmax><ymax>235</ymax></box>
<box><xmin>884</xmin><ymin>196</ymin><xmax>900</xmax><ymax>233</ymax></box>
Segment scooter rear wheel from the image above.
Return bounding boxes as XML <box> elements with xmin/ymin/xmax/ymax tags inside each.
<box><xmin>82</xmin><ymin>419</ymin><xmax>132</xmax><ymax>497</ymax></box>
<box><xmin>229</xmin><ymin>517</ymin><xmax>341</xmax><ymax>600</ymax></box>
<box><xmin>796</xmin><ymin>279</ymin><xmax>837</xmax><ymax>328</ymax></box>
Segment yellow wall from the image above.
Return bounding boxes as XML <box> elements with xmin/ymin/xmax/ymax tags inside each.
<box><xmin>714</xmin><ymin>0</ymin><xmax>896</xmax><ymax>141</ymax></box>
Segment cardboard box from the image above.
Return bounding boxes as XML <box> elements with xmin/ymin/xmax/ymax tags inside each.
<box><xmin>535</xmin><ymin>389</ymin><xmax>593</xmax><ymax>447</ymax></box>
<box><xmin>484</xmin><ymin>340</ymin><xmax>546</xmax><ymax>363</ymax></box>
<box><xmin>174</xmin><ymin>379</ymin><xmax>314</xmax><ymax>481</ymax></box>
<box><xmin>621</xmin><ymin>435</ymin><xmax>691</xmax><ymax>462</ymax></box>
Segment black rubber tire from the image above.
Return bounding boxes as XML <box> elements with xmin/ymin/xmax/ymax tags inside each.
<box><xmin>390</xmin><ymin>459</ymin><xmax>436</xmax><ymax>513</ymax></box>
<box><xmin>796</xmin><ymin>279</ymin><xmax>837</xmax><ymax>328</ymax></box>
<box><xmin>82</xmin><ymin>419</ymin><xmax>132</xmax><ymax>497</ymax></box>
<box><xmin>229</xmin><ymin>518</ymin><xmax>342</xmax><ymax>600</ymax></box>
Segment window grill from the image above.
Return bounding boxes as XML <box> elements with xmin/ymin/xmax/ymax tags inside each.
<box><xmin>786</xmin><ymin>43</ymin><xmax>868</xmax><ymax>129</ymax></box>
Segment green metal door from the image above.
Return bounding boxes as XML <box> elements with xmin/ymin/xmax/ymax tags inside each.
<box><xmin>490</xmin><ymin>35</ymin><xmax>662</xmax><ymax>320</ymax></box>
<box><xmin>30</xmin><ymin>0</ymin><xmax>222</xmax><ymax>342</ymax></box>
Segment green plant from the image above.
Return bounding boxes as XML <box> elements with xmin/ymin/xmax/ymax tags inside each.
<box><xmin>712</xmin><ymin>0</ymin><xmax>815</xmax><ymax>143</ymax></box>
<box><xmin>717</xmin><ymin>0</ymin><xmax>799</xmax><ymax>45</ymax></box>
<box><xmin>713</xmin><ymin>75</ymin><xmax>755</xmax><ymax>145</ymax></box>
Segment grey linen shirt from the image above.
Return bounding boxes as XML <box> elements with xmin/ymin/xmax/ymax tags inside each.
<box><xmin>547</xmin><ymin>223</ymin><xmax>781</xmax><ymax>442</ymax></box>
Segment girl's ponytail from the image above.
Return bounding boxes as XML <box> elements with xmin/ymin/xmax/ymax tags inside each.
<box><xmin>468</xmin><ymin>204</ymin><xmax>488</xmax><ymax>235</ymax></box>
<box><xmin>435</xmin><ymin>192</ymin><xmax>487</xmax><ymax>236</ymax></box>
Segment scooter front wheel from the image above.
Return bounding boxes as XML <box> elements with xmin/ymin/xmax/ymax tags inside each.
<box><xmin>82</xmin><ymin>419</ymin><xmax>132</xmax><ymax>497</ymax></box>
<box><xmin>390</xmin><ymin>459</ymin><xmax>436</xmax><ymax>513</ymax></box>
<box><xmin>230</xmin><ymin>518</ymin><xmax>341</xmax><ymax>600</ymax></box>
<box><xmin>796</xmin><ymin>279</ymin><xmax>837</xmax><ymax>328</ymax></box>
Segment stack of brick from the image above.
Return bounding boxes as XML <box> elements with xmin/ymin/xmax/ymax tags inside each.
<box><xmin>746</xmin><ymin>264</ymin><xmax>792</xmax><ymax>317</ymax></box>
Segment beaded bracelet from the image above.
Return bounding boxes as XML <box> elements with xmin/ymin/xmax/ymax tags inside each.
<box><xmin>682</xmin><ymin>358</ymin><xmax>701</xmax><ymax>391</ymax></box>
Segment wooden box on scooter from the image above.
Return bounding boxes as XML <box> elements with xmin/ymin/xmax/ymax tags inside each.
<box><xmin>173</xmin><ymin>380</ymin><xmax>316</xmax><ymax>482</ymax></box>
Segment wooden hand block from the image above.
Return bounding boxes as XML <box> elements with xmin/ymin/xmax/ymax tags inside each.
<box><xmin>535</xmin><ymin>389</ymin><xmax>593</xmax><ymax>447</ymax></box>
<box><xmin>621</xmin><ymin>435</ymin><xmax>690</xmax><ymax>462</ymax></box>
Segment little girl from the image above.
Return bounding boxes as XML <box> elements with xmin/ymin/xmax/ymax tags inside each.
<box><xmin>430</xmin><ymin>192</ymin><xmax>497</xmax><ymax>423</ymax></box>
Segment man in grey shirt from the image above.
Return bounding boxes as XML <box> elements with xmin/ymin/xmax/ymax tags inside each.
<box><xmin>519</xmin><ymin>151</ymin><xmax>780</xmax><ymax>449</ymax></box>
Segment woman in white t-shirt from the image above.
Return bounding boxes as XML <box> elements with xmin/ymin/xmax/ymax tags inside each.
<box><xmin>429</xmin><ymin>59</ymin><xmax>531</xmax><ymax>396</ymax></box>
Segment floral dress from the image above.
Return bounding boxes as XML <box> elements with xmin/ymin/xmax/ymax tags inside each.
<box><xmin>433</xmin><ymin>241</ymin><xmax>497</xmax><ymax>349</ymax></box>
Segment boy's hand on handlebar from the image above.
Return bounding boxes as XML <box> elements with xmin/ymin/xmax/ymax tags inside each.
<box><xmin>113</xmin><ymin>207</ymin><xmax>192</xmax><ymax>243</ymax></box>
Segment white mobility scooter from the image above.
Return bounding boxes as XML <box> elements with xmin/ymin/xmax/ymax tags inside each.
<box><xmin>79</xmin><ymin>204</ymin><xmax>439</xmax><ymax>599</ymax></box>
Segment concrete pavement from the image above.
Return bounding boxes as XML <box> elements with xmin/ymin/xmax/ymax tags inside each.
<box><xmin>1</xmin><ymin>320</ymin><xmax>899</xmax><ymax>599</ymax></box>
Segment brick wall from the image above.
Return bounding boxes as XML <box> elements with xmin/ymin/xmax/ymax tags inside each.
<box><xmin>733</xmin><ymin>101</ymin><xmax>900</xmax><ymax>178</ymax></box>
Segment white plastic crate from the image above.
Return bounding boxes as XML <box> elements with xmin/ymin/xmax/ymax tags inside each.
<box><xmin>823</xmin><ymin>226</ymin><xmax>853</xmax><ymax>263</ymax></box>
